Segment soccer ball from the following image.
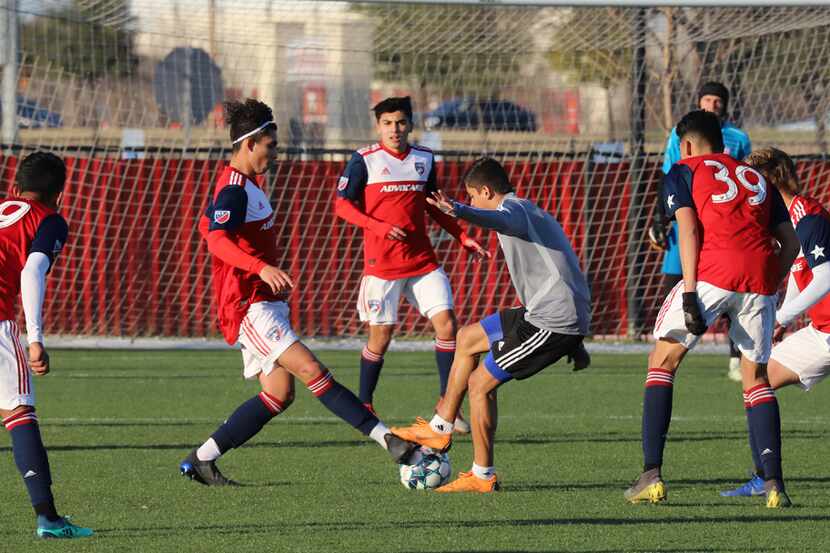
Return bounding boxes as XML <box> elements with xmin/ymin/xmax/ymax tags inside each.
<box><xmin>399</xmin><ymin>446</ymin><xmax>451</xmax><ymax>490</ymax></box>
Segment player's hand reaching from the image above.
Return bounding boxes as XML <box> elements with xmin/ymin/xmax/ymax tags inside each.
<box><xmin>28</xmin><ymin>342</ymin><xmax>50</xmax><ymax>376</ymax></box>
<box><xmin>258</xmin><ymin>265</ymin><xmax>294</xmax><ymax>294</ymax></box>
<box><xmin>772</xmin><ymin>324</ymin><xmax>787</xmax><ymax>344</ymax></box>
<box><xmin>682</xmin><ymin>292</ymin><xmax>707</xmax><ymax>336</ymax></box>
<box><xmin>461</xmin><ymin>235</ymin><xmax>490</xmax><ymax>261</ymax></box>
<box><xmin>427</xmin><ymin>190</ymin><xmax>457</xmax><ymax>217</ymax></box>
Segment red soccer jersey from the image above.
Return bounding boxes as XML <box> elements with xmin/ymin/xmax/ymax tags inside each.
<box><xmin>199</xmin><ymin>166</ymin><xmax>286</xmax><ymax>344</ymax></box>
<box><xmin>335</xmin><ymin>143</ymin><xmax>463</xmax><ymax>280</ymax></box>
<box><xmin>0</xmin><ymin>197</ymin><xmax>68</xmax><ymax>321</ymax></box>
<box><xmin>788</xmin><ymin>195</ymin><xmax>830</xmax><ymax>332</ymax></box>
<box><xmin>662</xmin><ymin>153</ymin><xmax>788</xmax><ymax>295</ymax></box>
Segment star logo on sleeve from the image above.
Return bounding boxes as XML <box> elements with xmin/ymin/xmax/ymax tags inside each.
<box><xmin>667</xmin><ymin>194</ymin><xmax>675</xmax><ymax>209</ymax></box>
<box><xmin>811</xmin><ymin>244</ymin><xmax>825</xmax><ymax>260</ymax></box>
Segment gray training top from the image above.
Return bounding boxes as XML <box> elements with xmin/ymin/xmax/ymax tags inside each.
<box><xmin>454</xmin><ymin>193</ymin><xmax>591</xmax><ymax>336</ymax></box>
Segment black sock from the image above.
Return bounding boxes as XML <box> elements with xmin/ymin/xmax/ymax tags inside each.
<box><xmin>309</xmin><ymin>370</ymin><xmax>378</xmax><ymax>436</ymax></box>
<box><xmin>211</xmin><ymin>392</ymin><xmax>283</xmax><ymax>453</ymax></box>
<box><xmin>642</xmin><ymin>368</ymin><xmax>674</xmax><ymax>470</ymax></box>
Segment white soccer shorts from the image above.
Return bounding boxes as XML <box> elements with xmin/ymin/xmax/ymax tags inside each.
<box><xmin>654</xmin><ymin>281</ymin><xmax>776</xmax><ymax>363</ymax></box>
<box><xmin>770</xmin><ymin>324</ymin><xmax>830</xmax><ymax>391</ymax></box>
<box><xmin>0</xmin><ymin>321</ymin><xmax>34</xmax><ymax>410</ymax></box>
<box><xmin>356</xmin><ymin>268</ymin><xmax>453</xmax><ymax>325</ymax></box>
<box><xmin>238</xmin><ymin>301</ymin><xmax>300</xmax><ymax>380</ymax></box>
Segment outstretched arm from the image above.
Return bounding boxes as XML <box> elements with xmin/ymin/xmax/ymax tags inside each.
<box><xmin>427</xmin><ymin>190</ymin><xmax>526</xmax><ymax>237</ymax></box>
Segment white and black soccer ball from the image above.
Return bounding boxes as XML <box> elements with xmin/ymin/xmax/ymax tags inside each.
<box><xmin>399</xmin><ymin>446</ymin><xmax>451</xmax><ymax>490</ymax></box>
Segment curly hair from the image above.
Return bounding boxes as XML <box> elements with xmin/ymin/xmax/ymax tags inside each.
<box><xmin>224</xmin><ymin>99</ymin><xmax>275</xmax><ymax>151</ymax></box>
<box><xmin>745</xmin><ymin>147</ymin><xmax>800</xmax><ymax>197</ymax></box>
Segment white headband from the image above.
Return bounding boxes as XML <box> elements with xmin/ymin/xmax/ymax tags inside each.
<box><xmin>232</xmin><ymin>120</ymin><xmax>276</xmax><ymax>144</ymax></box>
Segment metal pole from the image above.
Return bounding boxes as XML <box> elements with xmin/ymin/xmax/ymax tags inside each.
<box><xmin>626</xmin><ymin>7</ymin><xmax>648</xmax><ymax>338</ymax></box>
<box><xmin>183</xmin><ymin>45</ymin><xmax>192</xmax><ymax>149</ymax></box>
<box><xmin>1</xmin><ymin>0</ymin><xmax>19</xmax><ymax>146</ymax></box>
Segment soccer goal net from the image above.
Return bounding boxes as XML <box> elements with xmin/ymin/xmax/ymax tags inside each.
<box><xmin>1</xmin><ymin>1</ymin><xmax>830</xmax><ymax>343</ymax></box>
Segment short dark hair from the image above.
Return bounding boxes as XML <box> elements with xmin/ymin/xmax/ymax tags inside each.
<box><xmin>372</xmin><ymin>96</ymin><xmax>412</xmax><ymax>122</ymax></box>
<box><xmin>224</xmin><ymin>99</ymin><xmax>276</xmax><ymax>151</ymax></box>
<box><xmin>676</xmin><ymin>110</ymin><xmax>724</xmax><ymax>153</ymax></box>
<box><xmin>462</xmin><ymin>157</ymin><xmax>513</xmax><ymax>194</ymax></box>
<box><xmin>16</xmin><ymin>151</ymin><xmax>66</xmax><ymax>199</ymax></box>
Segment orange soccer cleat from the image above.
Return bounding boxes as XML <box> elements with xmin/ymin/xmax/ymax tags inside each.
<box><xmin>435</xmin><ymin>471</ymin><xmax>500</xmax><ymax>493</ymax></box>
<box><xmin>391</xmin><ymin>417</ymin><xmax>452</xmax><ymax>452</ymax></box>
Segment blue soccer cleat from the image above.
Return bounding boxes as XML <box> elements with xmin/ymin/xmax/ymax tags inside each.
<box><xmin>720</xmin><ymin>474</ymin><xmax>765</xmax><ymax>497</ymax></box>
<box><xmin>36</xmin><ymin>516</ymin><xmax>94</xmax><ymax>539</ymax></box>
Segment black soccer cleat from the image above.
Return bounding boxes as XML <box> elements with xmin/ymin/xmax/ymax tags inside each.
<box><xmin>384</xmin><ymin>433</ymin><xmax>419</xmax><ymax>464</ymax></box>
<box><xmin>569</xmin><ymin>342</ymin><xmax>591</xmax><ymax>372</ymax></box>
<box><xmin>179</xmin><ymin>448</ymin><xmax>239</xmax><ymax>487</ymax></box>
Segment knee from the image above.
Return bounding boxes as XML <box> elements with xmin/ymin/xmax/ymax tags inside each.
<box><xmin>434</xmin><ymin>315</ymin><xmax>458</xmax><ymax>340</ymax></box>
<box><xmin>368</xmin><ymin>326</ymin><xmax>394</xmax><ymax>352</ymax></box>
<box><xmin>296</xmin><ymin>361</ymin><xmax>327</xmax><ymax>384</ymax></box>
<box><xmin>467</xmin><ymin>370</ymin><xmax>491</xmax><ymax>399</ymax></box>
<box><xmin>648</xmin><ymin>349</ymin><xmax>682</xmax><ymax>372</ymax></box>
<box><xmin>456</xmin><ymin>325</ymin><xmax>479</xmax><ymax>354</ymax></box>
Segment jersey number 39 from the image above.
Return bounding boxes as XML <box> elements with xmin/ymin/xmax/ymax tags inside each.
<box><xmin>704</xmin><ymin>159</ymin><xmax>766</xmax><ymax>206</ymax></box>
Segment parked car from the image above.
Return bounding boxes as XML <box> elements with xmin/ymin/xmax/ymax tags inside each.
<box><xmin>422</xmin><ymin>98</ymin><xmax>536</xmax><ymax>132</ymax></box>
<box><xmin>16</xmin><ymin>95</ymin><xmax>63</xmax><ymax>128</ymax></box>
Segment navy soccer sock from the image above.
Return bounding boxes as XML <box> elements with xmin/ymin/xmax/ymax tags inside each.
<box><xmin>309</xmin><ymin>370</ymin><xmax>379</xmax><ymax>436</ymax></box>
<box><xmin>358</xmin><ymin>346</ymin><xmax>384</xmax><ymax>404</ymax></box>
<box><xmin>210</xmin><ymin>392</ymin><xmax>284</xmax><ymax>453</ymax></box>
<box><xmin>745</xmin><ymin>384</ymin><xmax>783</xmax><ymax>483</ymax></box>
<box><xmin>743</xmin><ymin>392</ymin><xmax>764</xmax><ymax>478</ymax></box>
<box><xmin>642</xmin><ymin>368</ymin><xmax>674</xmax><ymax>471</ymax></box>
<box><xmin>434</xmin><ymin>338</ymin><xmax>455</xmax><ymax>397</ymax></box>
<box><xmin>4</xmin><ymin>411</ymin><xmax>59</xmax><ymax>521</ymax></box>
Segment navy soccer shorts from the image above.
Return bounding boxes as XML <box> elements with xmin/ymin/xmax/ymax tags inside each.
<box><xmin>480</xmin><ymin>307</ymin><xmax>583</xmax><ymax>383</ymax></box>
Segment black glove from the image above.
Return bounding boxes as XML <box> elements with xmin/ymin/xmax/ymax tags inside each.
<box><xmin>682</xmin><ymin>292</ymin><xmax>707</xmax><ymax>335</ymax></box>
<box><xmin>647</xmin><ymin>220</ymin><xmax>667</xmax><ymax>251</ymax></box>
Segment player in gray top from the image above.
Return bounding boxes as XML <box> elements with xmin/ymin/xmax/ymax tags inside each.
<box><xmin>392</xmin><ymin>157</ymin><xmax>592</xmax><ymax>492</ymax></box>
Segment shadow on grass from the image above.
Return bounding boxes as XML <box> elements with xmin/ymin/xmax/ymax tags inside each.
<box><xmin>0</xmin><ymin>439</ymin><xmax>372</xmax><ymax>453</ymax></box>
<box><xmin>401</xmin><ymin>550</ymin><xmax>773</xmax><ymax>553</ymax></box>
<box><xmin>400</xmin><ymin>549</ymin><xmax>775</xmax><ymax>553</ymax></box>
<box><xmin>87</xmin><ymin>514</ymin><xmax>830</xmax><ymax>538</ymax></box>
<box><xmin>501</xmin><ymin>428</ymin><xmax>825</xmax><ymax>446</ymax></box>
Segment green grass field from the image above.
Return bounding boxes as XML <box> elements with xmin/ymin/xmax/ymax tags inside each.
<box><xmin>1</xmin><ymin>349</ymin><xmax>829</xmax><ymax>553</ymax></box>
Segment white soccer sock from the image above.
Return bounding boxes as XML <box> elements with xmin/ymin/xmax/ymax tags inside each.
<box><xmin>370</xmin><ymin>422</ymin><xmax>391</xmax><ymax>450</ymax></box>
<box><xmin>472</xmin><ymin>463</ymin><xmax>496</xmax><ymax>480</ymax></box>
<box><xmin>196</xmin><ymin>438</ymin><xmax>222</xmax><ymax>462</ymax></box>
<box><xmin>429</xmin><ymin>414</ymin><xmax>454</xmax><ymax>434</ymax></box>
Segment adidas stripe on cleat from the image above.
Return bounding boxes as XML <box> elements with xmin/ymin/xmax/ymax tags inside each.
<box><xmin>36</xmin><ymin>516</ymin><xmax>93</xmax><ymax>539</ymax></box>
<box><xmin>391</xmin><ymin>417</ymin><xmax>452</xmax><ymax>453</ymax></box>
